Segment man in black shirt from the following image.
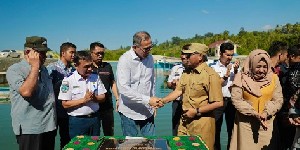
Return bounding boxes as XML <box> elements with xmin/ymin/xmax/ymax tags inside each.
<box><xmin>90</xmin><ymin>42</ymin><xmax>119</xmax><ymax>136</ymax></box>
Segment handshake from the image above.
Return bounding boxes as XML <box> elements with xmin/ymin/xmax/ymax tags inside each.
<box><xmin>148</xmin><ymin>97</ymin><xmax>167</xmax><ymax>108</ymax></box>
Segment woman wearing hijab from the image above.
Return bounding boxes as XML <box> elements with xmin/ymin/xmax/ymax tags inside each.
<box><xmin>229</xmin><ymin>49</ymin><xmax>283</xmax><ymax>150</ymax></box>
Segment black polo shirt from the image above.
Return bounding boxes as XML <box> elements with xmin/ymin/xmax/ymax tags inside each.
<box><xmin>92</xmin><ymin>62</ymin><xmax>115</xmax><ymax>110</ymax></box>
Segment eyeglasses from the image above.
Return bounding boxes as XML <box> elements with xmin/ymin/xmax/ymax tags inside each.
<box><xmin>184</xmin><ymin>52</ymin><xmax>199</xmax><ymax>58</ymax></box>
<box><xmin>138</xmin><ymin>44</ymin><xmax>153</xmax><ymax>53</ymax></box>
<box><xmin>93</xmin><ymin>51</ymin><xmax>105</xmax><ymax>56</ymax></box>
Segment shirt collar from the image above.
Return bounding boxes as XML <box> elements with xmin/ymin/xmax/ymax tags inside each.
<box><xmin>193</xmin><ymin>62</ymin><xmax>208</xmax><ymax>73</ymax></box>
<box><xmin>129</xmin><ymin>47</ymin><xmax>140</xmax><ymax>60</ymax></box>
<box><xmin>73</xmin><ymin>70</ymin><xmax>85</xmax><ymax>81</ymax></box>
<box><xmin>217</xmin><ymin>60</ymin><xmax>226</xmax><ymax>67</ymax></box>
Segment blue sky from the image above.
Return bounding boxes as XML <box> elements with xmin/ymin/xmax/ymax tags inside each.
<box><xmin>0</xmin><ymin>0</ymin><xmax>299</xmax><ymax>52</ymax></box>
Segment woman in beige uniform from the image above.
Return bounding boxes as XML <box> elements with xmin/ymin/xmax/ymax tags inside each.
<box><xmin>230</xmin><ymin>49</ymin><xmax>283</xmax><ymax>150</ymax></box>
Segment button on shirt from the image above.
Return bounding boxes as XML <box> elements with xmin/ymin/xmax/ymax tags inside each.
<box><xmin>210</xmin><ymin>60</ymin><xmax>236</xmax><ymax>97</ymax></box>
<box><xmin>167</xmin><ymin>64</ymin><xmax>184</xmax><ymax>101</ymax></box>
<box><xmin>117</xmin><ymin>47</ymin><xmax>155</xmax><ymax>120</ymax></box>
<box><xmin>58</xmin><ymin>71</ymin><xmax>107</xmax><ymax>116</ymax></box>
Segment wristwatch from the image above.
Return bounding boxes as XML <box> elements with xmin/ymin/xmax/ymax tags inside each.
<box><xmin>222</xmin><ymin>76</ymin><xmax>228</xmax><ymax>80</ymax></box>
<box><xmin>196</xmin><ymin>108</ymin><xmax>201</xmax><ymax>117</ymax></box>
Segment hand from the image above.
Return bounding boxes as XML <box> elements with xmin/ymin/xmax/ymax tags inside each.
<box><xmin>171</xmin><ymin>79</ymin><xmax>178</xmax><ymax>89</ymax></box>
<box><xmin>182</xmin><ymin>108</ymin><xmax>197</xmax><ymax>118</ymax></box>
<box><xmin>27</xmin><ymin>50</ymin><xmax>41</xmax><ymax>69</ymax></box>
<box><xmin>259</xmin><ymin>113</ymin><xmax>268</xmax><ymax>130</ymax></box>
<box><xmin>293</xmin><ymin>117</ymin><xmax>300</xmax><ymax>125</ymax></box>
<box><xmin>225</xmin><ymin>64</ymin><xmax>232</xmax><ymax>77</ymax></box>
<box><xmin>149</xmin><ymin>97</ymin><xmax>164</xmax><ymax>108</ymax></box>
<box><xmin>83</xmin><ymin>89</ymin><xmax>93</xmax><ymax>103</ymax></box>
<box><xmin>233</xmin><ymin>59</ymin><xmax>240</xmax><ymax>73</ymax></box>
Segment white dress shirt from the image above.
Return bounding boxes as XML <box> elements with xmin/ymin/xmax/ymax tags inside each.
<box><xmin>167</xmin><ymin>64</ymin><xmax>184</xmax><ymax>101</ymax></box>
<box><xmin>58</xmin><ymin>71</ymin><xmax>107</xmax><ymax>116</ymax></box>
<box><xmin>117</xmin><ymin>47</ymin><xmax>155</xmax><ymax>120</ymax></box>
<box><xmin>210</xmin><ymin>60</ymin><xmax>236</xmax><ymax>98</ymax></box>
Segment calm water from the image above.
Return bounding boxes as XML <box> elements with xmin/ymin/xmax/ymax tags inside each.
<box><xmin>0</xmin><ymin>62</ymin><xmax>228</xmax><ymax>150</ymax></box>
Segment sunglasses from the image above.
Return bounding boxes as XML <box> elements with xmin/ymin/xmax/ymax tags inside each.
<box><xmin>138</xmin><ymin>44</ymin><xmax>153</xmax><ymax>53</ymax></box>
<box><xmin>93</xmin><ymin>51</ymin><xmax>105</xmax><ymax>56</ymax></box>
<box><xmin>184</xmin><ymin>52</ymin><xmax>200</xmax><ymax>58</ymax></box>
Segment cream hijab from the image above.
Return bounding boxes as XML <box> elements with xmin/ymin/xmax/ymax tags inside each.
<box><xmin>232</xmin><ymin>49</ymin><xmax>273</xmax><ymax>97</ymax></box>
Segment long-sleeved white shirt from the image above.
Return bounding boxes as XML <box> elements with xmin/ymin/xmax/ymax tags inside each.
<box><xmin>117</xmin><ymin>47</ymin><xmax>155</xmax><ymax>120</ymax></box>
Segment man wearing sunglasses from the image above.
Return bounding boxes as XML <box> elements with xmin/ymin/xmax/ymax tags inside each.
<box><xmin>116</xmin><ymin>31</ymin><xmax>163</xmax><ymax>136</ymax></box>
<box><xmin>160</xmin><ymin>43</ymin><xmax>223</xmax><ymax>150</ymax></box>
<box><xmin>6</xmin><ymin>36</ymin><xmax>57</xmax><ymax>150</ymax></box>
<box><xmin>167</xmin><ymin>45</ymin><xmax>190</xmax><ymax>136</ymax></box>
<box><xmin>90</xmin><ymin>42</ymin><xmax>119</xmax><ymax>136</ymax></box>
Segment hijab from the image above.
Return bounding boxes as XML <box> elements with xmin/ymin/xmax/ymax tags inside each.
<box><xmin>233</xmin><ymin>49</ymin><xmax>273</xmax><ymax>97</ymax></box>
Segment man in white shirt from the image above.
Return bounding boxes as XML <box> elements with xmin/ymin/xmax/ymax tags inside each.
<box><xmin>58</xmin><ymin>51</ymin><xmax>107</xmax><ymax>138</ymax></box>
<box><xmin>167</xmin><ymin>45</ymin><xmax>189</xmax><ymax>136</ymax></box>
<box><xmin>117</xmin><ymin>31</ymin><xmax>163</xmax><ymax>136</ymax></box>
<box><xmin>210</xmin><ymin>42</ymin><xmax>239</xmax><ymax>150</ymax></box>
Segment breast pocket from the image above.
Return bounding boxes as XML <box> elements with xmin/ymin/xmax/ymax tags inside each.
<box><xmin>71</xmin><ymin>89</ymin><xmax>84</xmax><ymax>100</ymax></box>
<box><xmin>189</xmin><ymin>82</ymin><xmax>205</xmax><ymax>98</ymax></box>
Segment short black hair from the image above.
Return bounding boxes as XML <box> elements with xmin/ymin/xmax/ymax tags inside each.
<box><xmin>60</xmin><ymin>42</ymin><xmax>76</xmax><ymax>57</ymax></box>
<box><xmin>220</xmin><ymin>42</ymin><xmax>234</xmax><ymax>54</ymax></box>
<box><xmin>268</xmin><ymin>41</ymin><xmax>288</xmax><ymax>57</ymax></box>
<box><xmin>90</xmin><ymin>42</ymin><xmax>105</xmax><ymax>51</ymax></box>
<box><xmin>288</xmin><ymin>44</ymin><xmax>300</xmax><ymax>56</ymax></box>
<box><xmin>73</xmin><ymin>51</ymin><xmax>91</xmax><ymax>65</ymax></box>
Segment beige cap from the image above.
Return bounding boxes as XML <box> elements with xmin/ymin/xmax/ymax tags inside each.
<box><xmin>181</xmin><ymin>43</ymin><xmax>208</xmax><ymax>54</ymax></box>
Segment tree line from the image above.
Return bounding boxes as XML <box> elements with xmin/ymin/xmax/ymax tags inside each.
<box><xmin>52</xmin><ymin>22</ymin><xmax>300</xmax><ymax>60</ymax></box>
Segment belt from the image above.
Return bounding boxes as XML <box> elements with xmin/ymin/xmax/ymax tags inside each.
<box><xmin>223</xmin><ymin>97</ymin><xmax>231</xmax><ymax>101</ymax></box>
<box><xmin>75</xmin><ymin>112</ymin><xmax>98</xmax><ymax>118</ymax></box>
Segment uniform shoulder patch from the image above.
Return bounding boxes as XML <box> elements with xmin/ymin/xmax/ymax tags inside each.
<box><xmin>61</xmin><ymin>81</ymin><xmax>69</xmax><ymax>93</ymax></box>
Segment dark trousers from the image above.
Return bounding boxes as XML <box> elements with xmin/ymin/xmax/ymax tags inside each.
<box><xmin>16</xmin><ymin>130</ymin><xmax>56</xmax><ymax>150</ymax></box>
<box><xmin>214</xmin><ymin>98</ymin><xmax>236</xmax><ymax>150</ymax></box>
<box><xmin>69</xmin><ymin>114</ymin><xmax>100</xmax><ymax>139</ymax></box>
<box><xmin>99</xmin><ymin>108</ymin><xmax>114</xmax><ymax>136</ymax></box>
<box><xmin>172</xmin><ymin>100</ymin><xmax>182</xmax><ymax>136</ymax></box>
<box><xmin>276</xmin><ymin>115</ymin><xmax>296</xmax><ymax>150</ymax></box>
<box><xmin>57</xmin><ymin>117</ymin><xmax>70</xmax><ymax>149</ymax></box>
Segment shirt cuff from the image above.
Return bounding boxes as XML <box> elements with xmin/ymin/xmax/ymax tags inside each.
<box><xmin>289</xmin><ymin>107</ymin><xmax>297</xmax><ymax>114</ymax></box>
<box><xmin>141</xmin><ymin>95</ymin><xmax>151</xmax><ymax>105</ymax></box>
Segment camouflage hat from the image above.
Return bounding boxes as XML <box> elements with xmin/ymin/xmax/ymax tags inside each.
<box><xmin>181</xmin><ymin>43</ymin><xmax>209</xmax><ymax>54</ymax></box>
<box><xmin>24</xmin><ymin>36</ymin><xmax>51</xmax><ymax>51</ymax></box>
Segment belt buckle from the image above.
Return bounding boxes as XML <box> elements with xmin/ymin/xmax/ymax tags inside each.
<box><xmin>87</xmin><ymin>113</ymin><xmax>92</xmax><ymax>117</ymax></box>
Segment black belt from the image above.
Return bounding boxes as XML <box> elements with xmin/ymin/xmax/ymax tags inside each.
<box><xmin>74</xmin><ymin>112</ymin><xmax>98</xmax><ymax>118</ymax></box>
<box><xmin>223</xmin><ymin>97</ymin><xmax>231</xmax><ymax>101</ymax></box>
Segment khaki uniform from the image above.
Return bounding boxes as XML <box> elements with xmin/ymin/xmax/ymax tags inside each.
<box><xmin>176</xmin><ymin>63</ymin><xmax>223</xmax><ymax>150</ymax></box>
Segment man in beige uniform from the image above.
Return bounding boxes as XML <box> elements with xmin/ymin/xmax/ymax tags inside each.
<box><xmin>161</xmin><ymin>43</ymin><xmax>223</xmax><ymax>150</ymax></box>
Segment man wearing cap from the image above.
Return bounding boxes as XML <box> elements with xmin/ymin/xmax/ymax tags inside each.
<box><xmin>167</xmin><ymin>44</ymin><xmax>189</xmax><ymax>136</ymax></box>
<box><xmin>6</xmin><ymin>36</ymin><xmax>57</xmax><ymax>150</ymax></box>
<box><xmin>161</xmin><ymin>43</ymin><xmax>223</xmax><ymax>150</ymax></box>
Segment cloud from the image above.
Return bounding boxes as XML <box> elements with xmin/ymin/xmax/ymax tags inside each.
<box><xmin>262</xmin><ymin>25</ymin><xmax>273</xmax><ymax>30</ymax></box>
<box><xmin>201</xmin><ymin>10</ymin><xmax>209</xmax><ymax>14</ymax></box>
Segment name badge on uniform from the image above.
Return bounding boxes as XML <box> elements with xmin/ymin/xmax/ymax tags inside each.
<box><xmin>61</xmin><ymin>81</ymin><xmax>69</xmax><ymax>93</ymax></box>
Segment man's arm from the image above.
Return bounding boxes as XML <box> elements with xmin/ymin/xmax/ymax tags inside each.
<box><xmin>111</xmin><ymin>80</ymin><xmax>119</xmax><ymax>100</ymax></box>
<box><xmin>19</xmin><ymin>51</ymin><xmax>41</xmax><ymax>98</ymax></box>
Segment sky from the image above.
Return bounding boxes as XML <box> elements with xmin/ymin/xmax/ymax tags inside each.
<box><xmin>0</xmin><ymin>0</ymin><xmax>299</xmax><ymax>52</ymax></box>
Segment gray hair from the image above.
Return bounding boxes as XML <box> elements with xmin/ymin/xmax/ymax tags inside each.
<box><xmin>133</xmin><ymin>31</ymin><xmax>151</xmax><ymax>46</ymax></box>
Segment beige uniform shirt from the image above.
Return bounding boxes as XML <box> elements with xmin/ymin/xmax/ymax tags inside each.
<box><xmin>176</xmin><ymin>62</ymin><xmax>223</xmax><ymax>150</ymax></box>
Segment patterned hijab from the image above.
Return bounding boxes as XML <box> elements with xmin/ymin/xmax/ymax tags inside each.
<box><xmin>233</xmin><ymin>49</ymin><xmax>273</xmax><ymax>97</ymax></box>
